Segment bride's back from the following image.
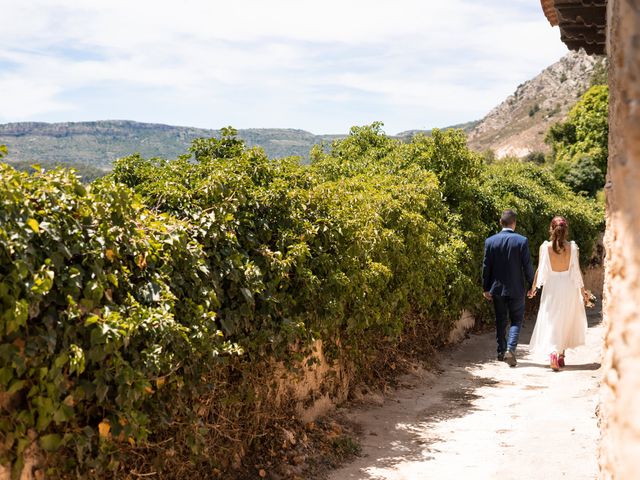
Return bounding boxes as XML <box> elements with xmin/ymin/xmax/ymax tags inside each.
<box><xmin>548</xmin><ymin>242</ymin><xmax>571</xmax><ymax>272</ymax></box>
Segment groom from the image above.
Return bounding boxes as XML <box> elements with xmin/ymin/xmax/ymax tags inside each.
<box><xmin>482</xmin><ymin>209</ymin><xmax>535</xmax><ymax>367</ymax></box>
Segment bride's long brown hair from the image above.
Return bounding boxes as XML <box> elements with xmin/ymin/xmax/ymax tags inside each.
<box><xmin>550</xmin><ymin>216</ymin><xmax>568</xmax><ymax>253</ymax></box>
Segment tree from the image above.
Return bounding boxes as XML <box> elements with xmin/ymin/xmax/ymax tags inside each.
<box><xmin>562</xmin><ymin>156</ymin><xmax>606</xmax><ymax>197</ymax></box>
<box><xmin>190</xmin><ymin>126</ymin><xmax>245</xmax><ymax>161</ymax></box>
<box><xmin>525</xmin><ymin>151</ymin><xmax>546</xmax><ymax>164</ymax></box>
<box><xmin>590</xmin><ymin>57</ymin><xmax>608</xmax><ymax>87</ymax></box>
<box><xmin>528</xmin><ymin>103</ymin><xmax>540</xmax><ymax>117</ymax></box>
<box><xmin>545</xmin><ymin>85</ymin><xmax>608</xmax><ymax>195</ymax></box>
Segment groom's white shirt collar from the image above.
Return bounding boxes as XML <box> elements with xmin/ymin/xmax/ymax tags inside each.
<box><xmin>501</xmin><ymin>228</ymin><xmax>514</xmax><ymax>232</ymax></box>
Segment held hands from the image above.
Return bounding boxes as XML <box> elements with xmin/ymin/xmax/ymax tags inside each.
<box><xmin>527</xmin><ymin>288</ymin><xmax>537</xmax><ymax>299</ymax></box>
<box><xmin>582</xmin><ymin>289</ymin><xmax>595</xmax><ymax>307</ymax></box>
<box><xmin>483</xmin><ymin>292</ymin><xmax>493</xmax><ymax>301</ymax></box>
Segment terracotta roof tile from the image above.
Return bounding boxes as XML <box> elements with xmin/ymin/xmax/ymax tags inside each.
<box><xmin>541</xmin><ymin>0</ymin><xmax>559</xmax><ymax>26</ymax></box>
<box><xmin>540</xmin><ymin>0</ymin><xmax>607</xmax><ymax>55</ymax></box>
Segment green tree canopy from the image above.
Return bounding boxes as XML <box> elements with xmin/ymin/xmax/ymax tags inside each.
<box><xmin>546</xmin><ymin>85</ymin><xmax>608</xmax><ymax>196</ymax></box>
<box><xmin>562</xmin><ymin>156</ymin><xmax>606</xmax><ymax>197</ymax></box>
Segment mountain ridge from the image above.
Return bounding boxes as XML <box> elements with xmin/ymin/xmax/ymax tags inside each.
<box><xmin>0</xmin><ymin>51</ymin><xmax>605</xmax><ymax>168</ymax></box>
<box><xmin>0</xmin><ymin>120</ymin><xmax>345</xmax><ymax>167</ymax></box>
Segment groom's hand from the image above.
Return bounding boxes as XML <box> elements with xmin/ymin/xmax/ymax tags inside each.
<box><xmin>483</xmin><ymin>292</ymin><xmax>492</xmax><ymax>301</ymax></box>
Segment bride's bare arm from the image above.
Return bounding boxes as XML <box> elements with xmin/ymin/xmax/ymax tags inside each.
<box><xmin>574</xmin><ymin>244</ymin><xmax>590</xmax><ymax>303</ymax></box>
<box><xmin>528</xmin><ymin>268</ymin><xmax>539</xmax><ymax>298</ymax></box>
<box><xmin>528</xmin><ymin>244</ymin><xmax>544</xmax><ymax>298</ymax></box>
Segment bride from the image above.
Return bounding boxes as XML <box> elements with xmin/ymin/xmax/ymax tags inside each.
<box><xmin>528</xmin><ymin>216</ymin><xmax>590</xmax><ymax>370</ymax></box>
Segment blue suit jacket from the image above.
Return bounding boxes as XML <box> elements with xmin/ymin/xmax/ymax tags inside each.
<box><xmin>482</xmin><ymin>229</ymin><xmax>535</xmax><ymax>298</ymax></box>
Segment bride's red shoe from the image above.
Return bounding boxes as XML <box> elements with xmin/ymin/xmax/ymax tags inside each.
<box><xmin>550</xmin><ymin>352</ymin><xmax>560</xmax><ymax>371</ymax></box>
<box><xmin>558</xmin><ymin>354</ymin><xmax>565</xmax><ymax>368</ymax></box>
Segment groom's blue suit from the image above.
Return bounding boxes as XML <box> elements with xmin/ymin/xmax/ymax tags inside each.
<box><xmin>482</xmin><ymin>228</ymin><xmax>535</xmax><ymax>357</ymax></box>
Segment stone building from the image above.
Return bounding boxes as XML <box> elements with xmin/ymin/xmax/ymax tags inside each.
<box><xmin>541</xmin><ymin>0</ymin><xmax>639</xmax><ymax>478</ymax></box>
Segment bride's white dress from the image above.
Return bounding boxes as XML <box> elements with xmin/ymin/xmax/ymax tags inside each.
<box><xmin>529</xmin><ymin>241</ymin><xmax>587</xmax><ymax>354</ymax></box>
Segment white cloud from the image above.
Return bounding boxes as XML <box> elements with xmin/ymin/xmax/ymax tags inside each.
<box><xmin>0</xmin><ymin>0</ymin><xmax>568</xmax><ymax>132</ymax></box>
<box><xmin>0</xmin><ymin>77</ymin><xmax>72</xmax><ymax>120</ymax></box>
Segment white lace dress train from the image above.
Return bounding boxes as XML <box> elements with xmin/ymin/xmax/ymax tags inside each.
<box><xmin>529</xmin><ymin>241</ymin><xmax>588</xmax><ymax>355</ymax></box>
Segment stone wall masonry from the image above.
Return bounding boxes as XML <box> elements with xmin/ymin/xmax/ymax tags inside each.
<box><xmin>599</xmin><ymin>0</ymin><xmax>640</xmax><ymax>478</ymax></box>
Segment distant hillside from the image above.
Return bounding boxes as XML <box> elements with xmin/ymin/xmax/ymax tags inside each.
<box><xmin>397</xmin><ymin>120</ymin><xmax>480</xmax><ymax>139</ymax></box>
<box><xmin>467</xmin><ymin>50</ymin><xmax>606</xmax><ymax>158</ymax></box>
<box><xmin>0</xmin><ymin>119</ymin><xmax>473</xmax><ymax>171</ymax></box>
<box><xmin>0</xmin><ymin>121</ymin><xmax>342</xmax><ymax>168</ymax></box>
<box><xmin>0</xmin><ymin>51</ymin><xmax>605</xmax><ymax>170</ymax></box>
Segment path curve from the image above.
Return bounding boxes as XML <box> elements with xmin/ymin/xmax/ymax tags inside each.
<box><xmin>329</xmin><ymin>305</ymin><xmax>603</xmax><ymax>480</ymax></box>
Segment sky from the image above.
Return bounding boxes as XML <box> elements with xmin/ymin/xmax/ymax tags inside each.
<box><xmin>0</xmin><ymin>0</ymin><xmax>568</xmax><ymax>134</ymax></box>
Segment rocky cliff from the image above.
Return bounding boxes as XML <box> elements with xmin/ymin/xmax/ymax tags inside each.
<box><xmin>467</xmin><ymin>50</ymin><xmax>606</xmax><ymax>158</ymax></box>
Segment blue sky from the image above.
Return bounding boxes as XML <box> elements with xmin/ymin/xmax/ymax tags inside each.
<box><xmin>0</xmin><ymin>0</ymin><xmax>567</xmax><ymax>134</ymax></box>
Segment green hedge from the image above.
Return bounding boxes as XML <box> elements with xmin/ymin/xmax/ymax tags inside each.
<box><xmin>0</xmin><ymin>127</ymin><xmax>603</xmax><ymax>476</ymax></box>
<box><xmin>0</xmin><ymin>164</ymin><xmax>242</xmax><ymax>475</ymax></box>
<box><xmin>110</xmin><ymin>127</ymin><xmax>473</xmax><ymax>355</ymax></box>
<box><xmin>480</xmin><ymin>161</ymin><xmax>604</xmax><ymax>265</ymax></box>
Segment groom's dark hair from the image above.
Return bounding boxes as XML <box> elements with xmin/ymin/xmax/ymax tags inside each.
<box><xmin>500</xmin><ymin>209</ymin><xmax>517</xmax><ymax>227</ymax></box>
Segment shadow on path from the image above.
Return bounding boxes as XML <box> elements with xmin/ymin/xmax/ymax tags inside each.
<box><xmin>517</xmin><ymin>361</ymin><xmax>601</xmax><ymax>371</ymax></box>
<box><xmin>328</xmin><ymin>300</ymin><xmax>604</xmax><ymax>480</ymax></box>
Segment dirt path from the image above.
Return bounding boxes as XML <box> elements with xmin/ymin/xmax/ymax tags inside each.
<box><xmin>329</xmin><ymin>304</ymin><xmax>603</xmax><ymax>480</ymax></box>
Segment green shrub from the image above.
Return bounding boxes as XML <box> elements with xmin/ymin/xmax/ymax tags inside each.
<box><xmin>525</xmin><ymin>151</ymin><xmax>547</xmax><ymax>165</ymax></box>
<box><xmin>112</xmin><ymin>126</ymin><xmax>475</xmax><ymax>354</ymax></box>
<box><xmin>528</xmin><ymin>104</ymin><xmax>540</xmax><ymax>117</ymax></box>
<box><xmin>0</xmin><ymin>125</ymin><xmax>604</xmax><ymax>476</ymax></box>
<box><xmin>480</xmin><ymin>160</ymin><xmax>604</xmax><ymax>265</ymax></box>
<box><xmin>0</xmin><ymin>164</ymin><xmax>233</xmax><ymax>474</ymax></box>
<box><xmin>561</xmin><ymin>156</ymin><xmax>606</xmax><ymax>197</ymax></box>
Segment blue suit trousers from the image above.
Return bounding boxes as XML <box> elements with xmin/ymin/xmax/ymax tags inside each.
<box><xmin>493</xmin><ymin>295</ymin><xmax>525</xmax><ymax>354</ymax></box>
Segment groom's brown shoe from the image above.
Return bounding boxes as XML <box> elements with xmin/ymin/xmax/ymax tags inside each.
<box><xmin>505</xmin><ymin>350</ymin><xmax>517</xmax><ymax>367</ymax></box>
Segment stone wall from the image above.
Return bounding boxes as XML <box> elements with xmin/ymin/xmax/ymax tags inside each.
<box><xmin>276</xmin><ymin>309</ymin><xmax>478</xmax><ymax>425</ymax></box>
<box><xmin>271</xmin><ymin>339</ymin><xmax>351</xmax><ymax>424</ymax></box>
<box><xmin>599</xmin><ymin>0</ymin><xmax>640</xmax><ymax>478</ymax></box>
